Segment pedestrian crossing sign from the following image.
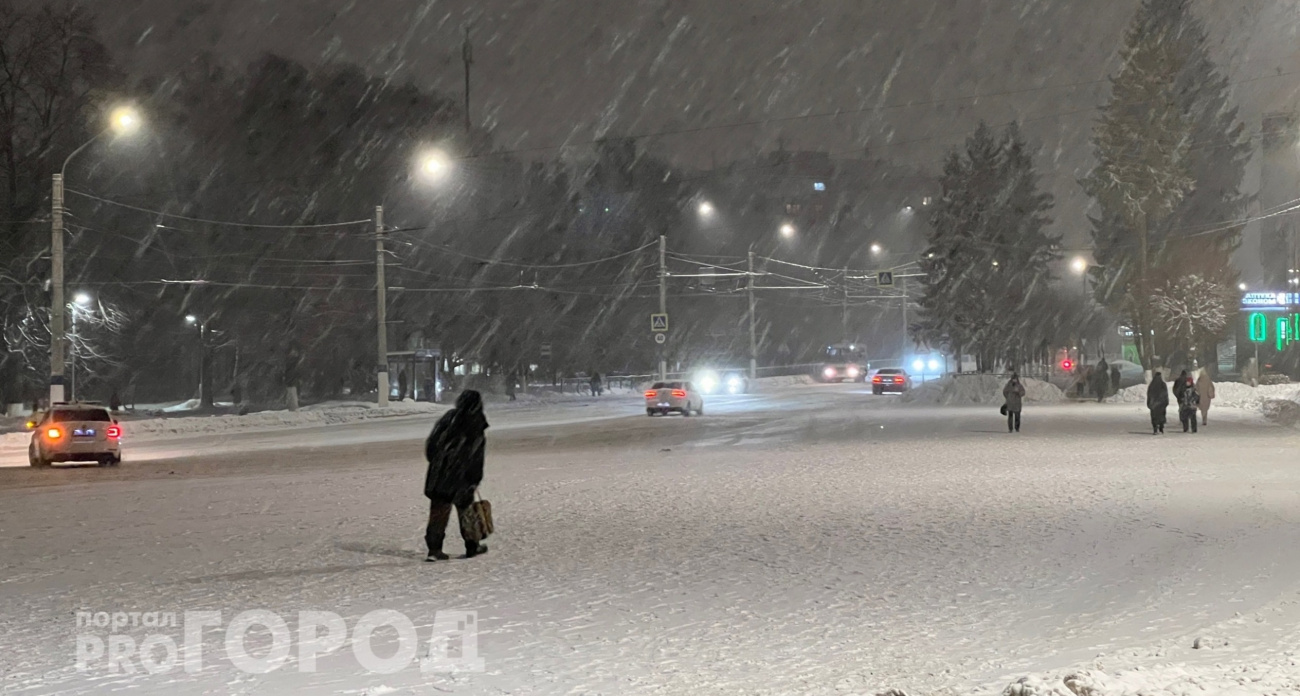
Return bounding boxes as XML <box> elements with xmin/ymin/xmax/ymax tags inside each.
<box><xmin>877</xmin><ymin>271</ymin><xmax>895</xmax><ymax>287</ymax></box>
<box><xmin>651</xmin><ymin>313</ymin><xmax>669</xmax><ymax>332</ymax></box>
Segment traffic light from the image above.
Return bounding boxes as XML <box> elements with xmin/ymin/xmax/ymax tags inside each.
<box><xmin>1061</xmin><ymin>359</ymin><xmax>1074</xmax><ymax>371</ymax></box>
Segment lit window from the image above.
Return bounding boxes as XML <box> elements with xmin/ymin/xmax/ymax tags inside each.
<box><xmin>813</xmin><ymin>182</ymin><xmax>826</xmax><ymax>191</ymax></box>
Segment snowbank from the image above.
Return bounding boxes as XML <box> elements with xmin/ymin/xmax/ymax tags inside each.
<box><xmin>899</xmin><ymin>374</ymin><xmax>1064</xmax><ymax>406</ymax></box>
<box><xmin>977</xmin><ymin>662</ymin><xmax>1300</xmax><ymax>695</ymax></box>
<box><xmin>1111</xmin><ymin>380</ymin><xmax>1300</xmax><ymax>410</ymax></box>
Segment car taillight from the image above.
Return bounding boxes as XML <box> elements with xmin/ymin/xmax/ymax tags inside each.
<box><xmin>894</xmin><ymin>376</ymin><xmax>904</xmax><ymax>383</ymax></box>
<box><xmin>645</xmin><ymin>391</ymin><xmax>657</xmax><ymax>398</ymax></box>
<box><xmin>672</xmin><ymin>389</ymin><xmax>686</xmax><ymax>398</ymax></box>
<box><xmin>106</xmin><ymin>425</ymin><xmax>121</xmax><ymax>439</ymax></box>
<box><xmin>872</xmin><ymin>376</ymin><xmax>882</xmax><ymax>383</ymax></box>
<box><xmin>46</xmin><ymin>427</ymin><xmax>62</xmax><ymax>440</ymax></box>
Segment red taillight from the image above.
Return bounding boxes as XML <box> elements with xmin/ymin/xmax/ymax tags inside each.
<box><xmin>645</xmin><ymin>391</ymin><xmax>657</xmax><ymax>398</ymax></box>
<box><xmin>46</xmin><ymin>427</ymin><xmax>62</xmax><ymax>440</ymax></box>
<box><xmin>872</xmin><ymin>376</ymin><xmax>882</xmax><ymax>383</ymax></box>
<box><xmin>106</xmin><ymin>425</ymin><xmax>121</xmax><ymax>439</ymax></box>
<box><xmin>672</xmin><ymin>389</ymin><xmax>687</xmax><ymax>398</ymax></box>
<box><xmin>894</xmin><ymin>376</ymin><xmax>904</xmax><ymax>384</ymax></box>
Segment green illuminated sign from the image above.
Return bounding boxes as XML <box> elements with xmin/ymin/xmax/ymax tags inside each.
<box><xmin>1247</xmin><ymin>312</ymin><xmax>1300</xmax><ymax>349</ymax></box>
<box><xmin>1250</xmin><ymin>313</ymin><xmax>1268</xmax><ymax>343</ymax></box>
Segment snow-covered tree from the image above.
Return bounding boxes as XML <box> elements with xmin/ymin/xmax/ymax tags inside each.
<box><xmin>1151</xmin><ymin>275</ymin><xmax>1232</xmax><ymax>358</ymax></box>
<box><xmin>919</xmin><ymin>122</ymin><xmax>1057</xmax><ymax>372</ymax></box>
<box><xmin>1083</xmin><ymin>0</ymin><xmax>1249</xmax><ymax>369</ymax></box>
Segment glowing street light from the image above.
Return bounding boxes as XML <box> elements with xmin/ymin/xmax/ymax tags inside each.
<box><xmin>1070</xmin><ymin>257</ymin><xmax>1088</xmax><ymax>275</ymax></box>
<box><xmin>870</xmin><ymin>243</ymin><xmax>883</xmax><ymax>256</ymax></box>
<box><xmin>50</xmin><ymin>103</ymin><xmax>146</xmax><ymax>404</ymax></box>
<box><xmin>185</xmin><ymin>315</ymin><xmax>198</xmax><ymax>325</ymax></box>
<box><xmin>697</xmin><ymin>201</ymin><xmax>715</xmax><ymax>218</ymax></box>
<box><xmin>1239</xmin><ymin>282</ymin><xmax>1248</xmax><ymax>291</ymax></box>
<box><xmin>419</xmin><ymin>149</ymin><xmax>452</xmax><ymax>181</ymax></box>
<box><xmin>779</xmin><ymin>222</ymin><xmax>796</xmax><ymax>239</ymax></box>
<box><xmin>109</xmin><ymin>105</ymin><xmax>142</xmax><ymax>136</ymax></box>
<box><xmin>74</xmin><ymin>293</ymin><xmax>92</xmax><ymax>306</ymax></box>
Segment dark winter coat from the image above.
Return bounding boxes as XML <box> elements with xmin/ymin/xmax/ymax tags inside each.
<box><xmin>1094</xmin><ymin>359</ymin><xmax>1111</xmax><ymax>393</ymax></box>
<box><xmin>1003</xmin><ymin>378</ymin><xmax>1026</xmax><ymax>413</ymax></box>
<box><xmin>1146</xmin><ymin>378</ymin><xmax>1169</xmax><ymax>412</ymax></box>
<box><xmin>424</xmin><ymin>390</ymin><xmax>489</xmax><ymax>503</ymax></box>
<box><xmin>1171</xmin><ymin>371</ymin><xmax>1189</xmax><ymax>403</ymax></box>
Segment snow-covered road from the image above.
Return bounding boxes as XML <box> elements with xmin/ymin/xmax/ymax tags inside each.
<box><xmin>3</xmin><ymin>385</ymin><xmax>1300</xmax><ymax>695</ymax></box>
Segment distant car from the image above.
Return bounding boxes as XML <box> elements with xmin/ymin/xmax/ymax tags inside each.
<box><xmin>820</xmin><ymin>363</ymin><xmax>864</xmax><ymax>383</ymax></box>
<box><xmin>645</xmin><ymin>381</ymin><xmax>704</xmax><ymax>416</ymax></box>
<box><xmin>27</xmin><ymin>404</ymin><xmax>122</xmax><ymax>468</ymax></box>
<box><xmin>695</xmin><ymin>369</ymin><xmax>749</xmax><ymax>395</ymax></box>
<box><xmin>871</xmin><ymin>368</ymin><xmax>912</xmax><ymax>395</ymax></box>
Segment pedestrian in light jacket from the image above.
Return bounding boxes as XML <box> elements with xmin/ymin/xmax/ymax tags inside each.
<box><xmin>1003</xmin><ymin>373</ymin><xmax>1026</xmax><ymax>433</ymax></box>
<box><xmin>1196</xmin><ymin>369</ymin><xmax>1215</xmax><ymax>426</ymax></box>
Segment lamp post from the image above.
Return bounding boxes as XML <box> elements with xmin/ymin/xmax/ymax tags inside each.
<box><xmin>185</xmin><ymin>315</ymin><xmax>214</xmax><ymax>410</ymax></box>
<box><xmin>69</xmin><ymin>293</ymin><xmax>92</xmax><ymax>402</ymax></box>
<box><xmin>49</xmin><ymin>105</ymin><xmax>141</xmax><ymax>405</ymax></box>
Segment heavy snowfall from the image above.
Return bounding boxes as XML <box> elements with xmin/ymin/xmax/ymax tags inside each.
<box><xmin>5</xmin><ymin>0</ymin><xmax>1300</xmax><ymax>694</ymax></box>
<box><xmin>4</xmin><ymin>382</ymin><xmax>1300</xmax><ymax>695</ymax></box>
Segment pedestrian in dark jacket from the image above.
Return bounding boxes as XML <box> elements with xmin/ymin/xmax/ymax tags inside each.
<box><xmin>1003</xmin><ymin>373</ymin><xmax>1026</xmax><ymax>433</ymax></box>
<box><xmin>1094</xmin><ymin>358</ymin><xmax>1110</xmax><ymax>402</ymax></box>
<box><xmin>423</xmin><ymin>390</ymin><xmax>489</xmax><ymax>561</ymax></box>
<box><xmin>1177</xmin><ymin>374</ymin><xmax>1200</xmax><ymax>433</ymax></box>
<box><xmin>1171</xmin><ymin>370</ymin><xmax>1189</xmax><ymax>404</ymax></box>
<box><xmin>1110</xmin><ymin>365</ymin><xmax>1122</xmax><ymax>396</ymax></box>
<box><xmin>1147</xmin><ymin>373</ymin><xmax>1169</xmax><ymax>435</ymax></box>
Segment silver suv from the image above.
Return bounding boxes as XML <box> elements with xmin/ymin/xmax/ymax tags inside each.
<box><xmin>28</xmin><ymin>404</ymin><xmax>123</xmax><ymax>468</ymax></box>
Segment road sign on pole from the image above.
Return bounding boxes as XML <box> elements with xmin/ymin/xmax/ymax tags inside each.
<box><xmin>654</xmin><ymin>333</ymin><xmax>666</xmax><ymax>345</ymax></box>
<box><xmin>651</xmin><ymin>313</ymin><xmax>669</xmax><ymax>332</ymax></box>
<box><xmin>540</xmin><ymin>343</ymin><xmax>552</xmax><ymax>359</ymax></box>
<box><xmin>877</xmin><ymin>271</ymin><xmax>895</xmax><ymax>287</ymax></box>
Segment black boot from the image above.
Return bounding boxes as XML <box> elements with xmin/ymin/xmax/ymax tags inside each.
<box><xmin>425</xmin><ymin>550</ymin><xmax>450</xmax><ymax>562</ymax></box>
<box><xmin>464</xmin><ymin>542</ymin><xmax>488</xmax><ymax>559</ymax></box>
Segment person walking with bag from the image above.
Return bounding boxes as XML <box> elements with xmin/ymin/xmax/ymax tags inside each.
<box><xmin>1196</xmin><ymin>369</ymin><xmax>1215</xmax><ymax>426</ymax></box>
<box><xmin>1177</xmin><ymin>373</ymin><xmax>1200</xmax><ymax>433</ymax></box>
<box><xmin>1003</xmin><ymin>373</ymin><xmax>1026</xmax><ymax>433</ymax></box>
<box><xmin>423</xmin><ymin>390</ymin><xmax>490</xmax><ymax>561</ymax></box>
<box><xmin>1147</xmin><ymin>372</ymin><xmax>1169</xmax><ymax>435</ymax></box>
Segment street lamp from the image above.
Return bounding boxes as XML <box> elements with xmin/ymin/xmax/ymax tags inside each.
<box><xmin>69</xmin><ymin>293</ymin><xmax>93</xmax><ymax>402</ymax></box>
<box><xmin>779</xmin><ymin>222</ymin><xmax>796</xmax><ymax>239</ymax></box>
<box><xmin>870</xmin><ymin>243</ymin><xmax>883</xmax><ymax>256</ymax></box>
<box><xmin>418</xmin><ymin>149</ymin><xmax>452</xmax><ymax>181</ymax></box>
<box><xmin>1070</xmin><ymin>257</ymin><xmax>1088</xmax><ymax>275</ymax></box>
<box><xmin>1239</xmin><ymin>282</ymin><xmax>1248</xmax><ymax>292</ymax></box>
<box><xmin>697</xmin><ymin>201</ymin><xmax>715</xmax><ymax>219</ymax></box>
<box><xmin>184</xmin><ymin>315</ymin><xmax>215</xmax><ymax>409</ymax></box>
<box><xmin>50</xmin><ymin>104</ymin><xmax>143</xmax><ymax>405</ymax></box>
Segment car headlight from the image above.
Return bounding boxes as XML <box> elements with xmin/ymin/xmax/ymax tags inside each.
<box><xmin>847</xmin><ymin>366</ymin><xmax>860</xmax><ymax>378</ymax></box>
<box><xmin>697</xmin><ymin>371</ymin><xmax>719</xmax><ymax>394</ymax></box>
<box><xmin>912</xmin><ymin>359</ymin><xmax>925</xmax><ymax>371</ymax></box>
<box><xmin>823</xmin><ymin>367</ymin><xmax>837</xmax><ymax>378</ymax></box>
<box><xmin>928</xmin><ymin>360</ymin><xmax>940</xmax><ymax>371</ymax></box>
<box><xmin>726</xmin><ymin>376</ymin><xmax>743</xmax><ymax>393</ymax></box>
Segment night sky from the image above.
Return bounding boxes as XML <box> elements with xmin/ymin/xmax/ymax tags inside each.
<box><xmin>85</xmin><ymin>0</ymin><xmax>1300</xmax><ymax>269</ymax></box>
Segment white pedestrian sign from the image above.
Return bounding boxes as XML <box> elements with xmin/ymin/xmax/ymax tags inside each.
<box><xmin>877</xmin><ymin>271</ymin><xmax>895</xmax><ymax>287</ymax></box>
<box><xmin>651</xmin><ymin>313</ymin><xmax>669</xmax><ymax>332</ymax></box>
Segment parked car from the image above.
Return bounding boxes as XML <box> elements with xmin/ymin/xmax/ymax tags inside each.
<box><xmin>644</xmin><ymin>381</ymin><xmax>704</xmax><ymax>416</ymax></box>
<box><xmin>871</xmin><ymin>368</ymin><xmax>913</xmax><ymax>395</ymax></box>
<box><xmin>27</xmin><ymin>403</ymin><xmax>122</xmax><ymax>468</ymax></box>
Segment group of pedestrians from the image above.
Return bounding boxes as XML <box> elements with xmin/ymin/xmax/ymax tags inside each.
<box><xmin>1004</xmin><ymin>367</ymin><xmax>1218</xmax><ymax>435</ymax></box>
<box><xmin>1146</xmin><ymin>369</ymin><xmax>1216</xmax><ymax>435</ymax></box>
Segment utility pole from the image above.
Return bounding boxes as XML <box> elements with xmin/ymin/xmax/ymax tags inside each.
<box><xmin>900</xmin><ymin>275</ymin><xmax>909</xmax><ymax>363</ymax></box>
<box><xmin>462</xmin><ymin>26</ymin><xmax>473</xmax><ymax>134</ymax></box>
<box><xmin>841</xmin><ymin>266</ymin><xmax>849</xmax><ymax>346</ymax></box>
<box><xmin>375</xmin><ymin>206</ymin><xmax>389</xmax><ymax>407</ymax></box>
<box><xmin>199</xmin><ymin>321</ymin><xmax>214</xmax><ymax>410</ymax></box>
<box><xmin>50</xmin><ymin>174</ymin><xmax>66</xmax><ymax>405</ymax></box>
<box><xmin>658</xmin><ymin>235</ymin><xmax>667</xmax><ymax>382</ymax></box>
<box><xmin>748</xmin><ymin>249</ymin><xmax>757</xmax><ymax>380</ymax></box>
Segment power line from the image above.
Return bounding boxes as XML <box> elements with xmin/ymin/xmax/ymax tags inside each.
<box><xmin>64</xmin><ymin>189</ymin><xmax>372</xmax><ymax>229</ymax></box>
